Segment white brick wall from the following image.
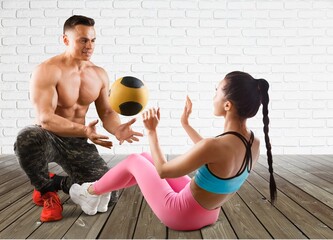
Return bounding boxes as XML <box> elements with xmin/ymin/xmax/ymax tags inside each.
<box><xmin>1</xmin><ymin>0</ymin><xmax>333</xmax><ymax>155</ymax></box>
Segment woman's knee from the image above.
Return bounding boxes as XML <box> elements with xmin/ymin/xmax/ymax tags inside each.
<box><xmin>127</xmin><ymin>153</ymin><xmax>144</xmax><ymax>161</ymax></box>
<box><xmin>140</xmin><ymin>152</ymin><xmax>152</xmax><ymax>159</ymax></box>
<box><xmin>140</xmin><ymin>152</ymin><xmax>154</xmax><ymax>165</ymax></box>
<box><xmin>125</xmin><ymin>153</ymin><xmax>151</xmax><ymax>167</ymax></box>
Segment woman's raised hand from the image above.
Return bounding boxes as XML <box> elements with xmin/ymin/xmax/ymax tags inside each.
<box><xmin>181</xmin><ymin>95</ymin><xmax>192</xmax><ymax>127</ymax></box>
<box><xmin>142</xmin><ymin>107</ymin><xmax>160</xmax><ymax>132</ymax></box>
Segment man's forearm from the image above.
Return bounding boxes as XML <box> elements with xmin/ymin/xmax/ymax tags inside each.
<box><xmin>100</xmin><ymin>111</ymin><xmax>121</xmax><ymax>135</ymax></box>
<box><xmin>40</xmin><ymin>113</ymin><xmax>87</xmax><ymax>137</ymax></box>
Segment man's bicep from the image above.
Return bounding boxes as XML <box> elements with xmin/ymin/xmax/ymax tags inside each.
<box><xmin>30</xmin><ymin>67</ymin><xmax>58</xmax><ymax>115</ymax></box>
<box><xmin>95</xmin><ymin>69</ymin><xmax>114</xmax><ymax>118</ymax></box>
<box><xmin>95</xmin><ymin>85</ymin><xmax>115</xmax><ymax>121</ymax></box>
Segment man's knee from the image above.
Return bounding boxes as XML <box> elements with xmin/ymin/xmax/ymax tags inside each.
<box><xmin>14</xmin><ymin>126</ymin><xmax>47</xmax><ymax>164</ymax></box>
<box><xmin>15</xmin><ymin>126</ymin><xmax>45</xmax><ymax>149</ymax></box>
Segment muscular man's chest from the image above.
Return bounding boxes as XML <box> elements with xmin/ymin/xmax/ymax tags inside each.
<box><xmin>56</xmin><ymin>73</ymin><xmax>102</xmax><ymax>107</ymax></box>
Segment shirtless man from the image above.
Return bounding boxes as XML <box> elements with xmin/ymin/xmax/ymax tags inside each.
<box><xmin>14</xmin><ymin>15</ymin><xmax>143</xmax><ymax>222</ymax></box>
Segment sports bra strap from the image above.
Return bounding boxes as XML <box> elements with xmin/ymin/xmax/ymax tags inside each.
<box><xmin>216</xmin><ymin>131</ymin><xmax>254</xmax><ymax>175</ymax></box>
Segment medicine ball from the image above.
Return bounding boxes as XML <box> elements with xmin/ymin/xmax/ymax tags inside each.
<box><xmin>109</xmin><ymin>76</ymin><xmax>149</xmax><ymax>116</ymax></box>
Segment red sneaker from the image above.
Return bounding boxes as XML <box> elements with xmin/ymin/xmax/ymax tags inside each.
<box><xmin>40</xmin><ymin>192</ymin><xmax>63</xmax><ymax>222</ymax></box>
<box><xmin>32</xmin><ymin>173</ymin><xmax>55</xmax><ymax>206</ymax></box>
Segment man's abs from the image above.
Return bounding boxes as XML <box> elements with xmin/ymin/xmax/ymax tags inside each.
<box><xmin>54</xmin><ymin>104</ymin><xmax>89</xmax><ymax>125</ymax></box>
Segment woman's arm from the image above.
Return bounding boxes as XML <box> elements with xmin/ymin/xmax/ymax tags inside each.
<box><xmin>143</xmin><ymin>107</ymin><xmax>216</xmax><ymax>179</ymax></box>
<box><xmin>181</xmin><ymin>96</ymin><xmax>203</xmax><ymax>144</ymax></box>
<box><xmin>142</xmin><ymin>108</ymin><xmax>166</xmax><ymax>176</ymax></box>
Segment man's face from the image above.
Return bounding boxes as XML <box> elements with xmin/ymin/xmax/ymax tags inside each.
<box><xmin>63</xmin><ymin>25</ymin><xmax>96</xmax><ymax>61</ymax></box>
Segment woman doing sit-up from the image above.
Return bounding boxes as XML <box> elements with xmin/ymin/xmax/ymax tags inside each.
<box><xmin>70</xmin><ymin>71</ymin><xmax>277</xmax><ymax>231</ymax></box>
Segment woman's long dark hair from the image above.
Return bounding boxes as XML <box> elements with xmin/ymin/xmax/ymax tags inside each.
<box><xmin>223</xmin><ymin>71</ymin><xmax>277</xmax><ymax>204</ymax></box>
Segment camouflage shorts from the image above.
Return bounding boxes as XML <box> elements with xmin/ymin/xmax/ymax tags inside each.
<box><xmin>14</xmin><ymin>125</ymin><xmax>118</xmax><ymax>200</ymax></box>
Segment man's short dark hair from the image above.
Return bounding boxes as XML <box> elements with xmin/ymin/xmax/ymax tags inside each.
<box><xmin>63</xmin><ymin>15</ymin><xmax>95</xmax><ymax>34</ymax></box>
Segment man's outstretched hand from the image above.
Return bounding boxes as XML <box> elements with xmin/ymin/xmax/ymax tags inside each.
<box><xmin>114</xmin><ymin>118</ymin><xmax>143</xmax><ymax>145</ymax></box>
<box><xmin>85</xmin><ymin>119</ymin><xmax>113</xmax><ymax>149</ymax></box>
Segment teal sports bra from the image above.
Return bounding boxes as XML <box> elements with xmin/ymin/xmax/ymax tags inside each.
<box><xmin>194</xmin><ymin>131</ymin><xmax>254</xmax><ymax>194</ymax></box>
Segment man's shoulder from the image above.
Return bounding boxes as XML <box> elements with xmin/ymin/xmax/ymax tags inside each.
<box><xmin>87</xmin><ymin>62</ymin><xmax>108</xmax><ymax>77</ymax></box>
<box><xmin>32</xmin><ymin>55</ymin><xmax>62</xmax><ymax>80</ymax></box>
<box><xmin>37</xmin><ymin>55</ymin><xmax>62</xmax><ymax>70</ymax></box>
<box><xmin>87</xmin><ymin>61</ymin><xmax>105</xmax><ymax>71</ymax></box>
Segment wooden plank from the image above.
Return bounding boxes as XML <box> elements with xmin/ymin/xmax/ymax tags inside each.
<box><xmin>64</xmin><ymin>211</ymin><xmax>113</xmax><ymax>239</ymax></box>
<box><xmin>0</xmin><ymin>193</ymin><xmax>35</xmax><ymax>232</ymax></box>
<box><xmin>281</xmin><ymin>155</ymin><xmax>333</xmax><ymax>183</ymax></box>
<box><xmin>261</xmin><ymin>157</ymin><xmax>333</xmax><ymax>209</ymax></box>
<box><xmin>222</xmin><ymin>193</ymin><xmax>271</xmax><ymax>239</ymax></box>
<box><xmin>26</xmin><ymin>160</ymin><xmax>118</xmax><ymax>239</ymax></box>
<box><xmin>98</xmin><ymin>186</ymin><xmax>143</xmax><ymax>239</ymax></box>
<box><xmin>0</xmin><ymin>174</ymin><xmax>31</xmax><ymax>196</ymax></box>
<box><xmin>0</xmin><ymin>163</ymin><xmax>20</xmax><ymax>175</ymax></box>
<box><xmin>254</xmin><ymin>161</ymin><xmax>333</xmax><ymax>229</ymax></box>
<box><xmin>289</xmin><ymin>155</ymin><xmax>333</xmax><ymax>174</ymax></box>
<box><xmin>0</xmin><ymin>206</ymin><xmax>40</xmax><ymax>239</ymax></box>
<box><xmin>253</xmin><ymin>162</ymin><xmax>333</xmax><ymax>237</ymax></box>
<box><xmin>1</xmin><ymin>154</ymin><xmax>333</xmax><ymax>239</ymax></box>
<box><xmin>168</xmin><ymin>228</ymin><xmax>202</xmax><ymax>239</ymax></box>
<box><xmin>0</xmin><ymin>157</ymin><xmax>18</xmax><ymax>172</ymax></box>
<box><xmin>243</xmin><ymin>174</ymin><xmax>306</xmax><ymax>239</ymax></box>
<box><xmin>27</xmin><ymin>195</ymin><xmax>80</xmax><ymax>239</ymax></box>
<box><xmin>63</xmin><ymin>154</ymin><xmax>124</xmax><ymax>239</ymax></box>
<box><xmin>0</xmin><ymin>164</ymin><xmax>67</xmax><ymax>237</ymax></box>
<box><xmin>133</xmin><ymin>199</ymin><xmax>167</xmax><ymax>239</ymax></box>
<box><xmin>0</xmin><ymin>162</ymin><xmax>65</xmax><ymax>211</ymax></box>
<box><xmin>308</xmin><ymin>155</ymin><xmax>333</xmax><ymax>167</ymax></box>
<box><xmin>0</xmin><ymin>193</ymin><xmax>69</xmax><ymax>239</ymax></box>
<box><xmin>0</xmin><ymin>157</ymin><xmax>63</xmax><ymax>188</ymax></box>
<box><xmin>67</xmin><ymin>154</ymin><xmax>160</xmax><ymax>239</ymax></box>
<box><xmin>0</xmin><ymin>163</ymin><xmax>65</xmax><ymax>224</ymax></box>
<box><xmin>0</xmin><ymin>155</ymin><xmax>120</xmax><ymax>239</ymax></box>
<box><xmin>274</xmin><ymin>155</ymin><xmax>333</xmax><ymax>193</ymax></box>
<box><xmin>0</xmin><ymin>181</ymin><xmax>33</xmax><ymax>212</ymax></box>
<box><xmin>0</xmin><ymin>165</ymin><xmax>24</xmax><ymax>185</ymax></box>
<box><xmin>64</xmin><ymin>191</ymin><xmax>123</xmax><ymax>239</ymax></box>
<box><xmin>201</xmin><ymin>210</ymin><xmax>237</xmax><ymax>239</ymax></box>
<box><xmin>0</xmin><ymin>155</ymin><xmax>16</xmax><ymax>162</ymax></box>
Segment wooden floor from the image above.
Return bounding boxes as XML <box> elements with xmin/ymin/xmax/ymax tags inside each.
<box><xmin>0</xmin><ymin>154</ymin><xmax>332</xmax><ymax>239</ymax></box>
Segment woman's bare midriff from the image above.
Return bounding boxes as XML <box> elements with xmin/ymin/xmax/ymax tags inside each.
<box><xmin>190</xmin><ymin>180</ymin><xmax>234</xmax><ymax>210</ymax></box>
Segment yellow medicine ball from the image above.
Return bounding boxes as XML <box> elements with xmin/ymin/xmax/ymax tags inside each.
<box><xmin>109</xmin><ymin>76</ymin><xmax>149</xmax><ymax>116</ymax></box>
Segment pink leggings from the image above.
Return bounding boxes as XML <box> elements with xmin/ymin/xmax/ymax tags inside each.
<box><xmin>93</xmin><ymin>152</ymin><xmax>220</xmax><ymax>230</ymax></box>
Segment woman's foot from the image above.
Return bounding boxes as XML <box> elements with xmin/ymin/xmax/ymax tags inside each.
<box><xmin>69</xmin><ymin>183</ymin><xmax>100</xmax><ymax>215</ymax></box>
<box><xmin>81</xmin><ymin>182</ymin><xmax>111</xmax><ymax>213</ymax></box>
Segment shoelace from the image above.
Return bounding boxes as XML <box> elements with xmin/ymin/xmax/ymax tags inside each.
<box><xmin>44</xmin><ymin>197</ymin><xmax>55</xmax><ymax>208</ymax></box>
<box><xmin>44</xmin><ymin>196</ymin><xmax>61</xmax><ymax>209</ymax></box>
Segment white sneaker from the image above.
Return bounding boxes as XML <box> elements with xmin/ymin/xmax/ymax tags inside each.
<box><xmin>97</xmin><ymin>192</ymin><xmax>111</xmax><ymax>212</ymax></box>
<box><xmin>80</xmin><ymin>183</ymin><xmax>110</xmax><ymax>213</ymax></box>
<box><xmin>69</xmin><ymin>183</ymin><xmax>100</xmax><ymax>215</ymax></box>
